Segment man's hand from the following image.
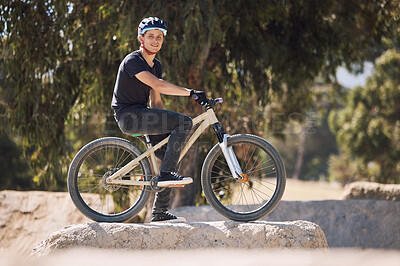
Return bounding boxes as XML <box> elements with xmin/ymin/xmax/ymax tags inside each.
<box><xmin>150</xmin><ymin>89</ymin><xmax>165</xmax><ymax>109</ymax></box>
<box><xmin>190</xmin><ymin>90</ymin><xmax>207</xmax><ymax>105</ymax></box>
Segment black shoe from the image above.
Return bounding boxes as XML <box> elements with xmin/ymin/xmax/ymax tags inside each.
<box><xmin>150</xmin><ymin>212</ymin><xmax>186</xmax><ymax>223</ymax></box>
<box><xmin>157</xmin><ymin>172</ymin><xmax>193</xmax><ymax>187</ymax></box>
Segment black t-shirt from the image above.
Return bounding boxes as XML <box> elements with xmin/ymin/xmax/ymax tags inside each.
<box><xmin>111</xmin><ymin>50</ymin><xmax>162</xmax><ymax>116</ymax></box>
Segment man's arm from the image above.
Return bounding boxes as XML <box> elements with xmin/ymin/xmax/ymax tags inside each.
<box><xmin>135</xmin><ymin>71</ymin><xmax>191</xmax><ymax>96</ymax></box>
<box><xmin>149</xmin><ymin>89</ymin><xmax>165</xmax><ymax>109</ymax></box>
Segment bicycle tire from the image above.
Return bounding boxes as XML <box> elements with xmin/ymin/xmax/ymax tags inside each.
<box><xmin>67</xmin><ymin>137</ymin><xmax>152</xmax><ymax>222</ymax></box>
<box><xmin>201</xmin><ymin>134</ymin><xmax>286</xmax><ymax>221</ymax></box>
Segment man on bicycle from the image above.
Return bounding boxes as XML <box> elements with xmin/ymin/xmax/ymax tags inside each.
<box><xmin>111</xmin><ymin>17</ymin><xmax>206</xmax><ymax>223</ymax></box>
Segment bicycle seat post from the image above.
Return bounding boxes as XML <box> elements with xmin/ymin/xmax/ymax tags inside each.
<box><xmin>144</xmin><ymin>135</ymin><xmax>151</xmax><ymax>145</ymax></box>
<box><xmin>144</xmin><ymin>135</ymin><xmax>160</xmax><ymax>176</ymax></box>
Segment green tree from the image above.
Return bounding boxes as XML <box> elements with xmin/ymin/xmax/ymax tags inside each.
<box><xmin>0</xmin><ymin>0</ymin><xmax>399</xmax><ymax>193</ymax></box>
<box><xmin>329</xmin><ymin>50</ymin><xmax>400</xmax><ymax>184</ymax></box>
<box><xmin>0</xmin><ymin>131</ymin><xmax>34</xmax><ymax>190</ymax></box>
<box><xmin>268</xmin><ymin>83</ymin><xmax>339</xmax><ymax>181</ymax></box>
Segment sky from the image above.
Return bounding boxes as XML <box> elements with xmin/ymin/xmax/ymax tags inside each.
<box><xmin>336</xmin><ymin>62</ymin><xmax>375</xmax><ymax>89</ymax></box>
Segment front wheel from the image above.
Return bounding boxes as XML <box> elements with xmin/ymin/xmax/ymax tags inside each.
<box><xmin>201</xmin><ymin>134</ymin><xmax>286</xmax><ymax>222</ymax></box>
<box><xmin>67</xmin><ymin>137</ymin><xmax>152</xmax><ymax>222</ymax></box>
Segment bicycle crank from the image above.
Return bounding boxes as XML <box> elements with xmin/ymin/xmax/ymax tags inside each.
<box><xmin>149</xmin><ymin>176</ymin><xmax>166</xmax><ymax>192</ymax></box>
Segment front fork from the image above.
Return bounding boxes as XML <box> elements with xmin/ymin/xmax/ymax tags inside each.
<box><xmin>212</xmin><ymin>123</ymin><xmax>243</xmax><ymax>180</ymax></box>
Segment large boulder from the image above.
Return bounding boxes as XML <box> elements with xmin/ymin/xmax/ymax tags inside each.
<box><xmin>340</xmin><ymin>181</ymin><xmax>400</xmax><ymax>201</ymax></box>
<box><xmin>172</xmin><ymin>200</ymin><xmax>400</xmax><ymax>249</ymax></box>
<box><xmin>31</xmin><ymin>220</ymin><xmax>328</xmax><ymax>256</ymax></box>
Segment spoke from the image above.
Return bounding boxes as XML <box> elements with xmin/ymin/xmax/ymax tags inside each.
<box><xmin>214</xmin><ymin>181</ymin><xmax>240</xmax><ymax>196</ymax></box>
<box><xmin>246</xmin><ymin>174</ymin><xmax>277</xmax><ymax>183</ymax></box>
<box><xmin>243</xmin><ymin>186</ymin><xmax>268</xmax><ymax>205</ymax></box>
<box><xmin>211</xmin><ymin>173</ymin><xmax>233</xmax><ymax>179</ymax></box>
<box><xmin>78</xmin><ymin>172</ymin><xmax>103</xmax><ymax>178</ymax></box>
<box><xmin>249</xmin><ymin>190</ymin><xmax>267</xmax><ymax>206</ymax></box>
<box><xmin>241</xmin><ymin>184</ymin><xmax>251</xmax><ymax>212</ymax></box>
<box><xmin>232</xmin><ymin>184</ymin><xmax>243</xmax><ymax>206</ymax></box>
<box><xmin>249</xmin><ymin>184</ymin><xmax>274</xmax><ymax>198</ymax></box>
<box><xmin>115</xmin><ymin>148</ymin><xmax>124</xmax><ymax>168</ymax></box>
<box><xmin>116</xmin><ymin>150</ymin><xmax>132</xmax><ymax>168</ymax></box>
<box><xmin>239</xmin><ymin>185</ymin><xmax>246</xmax><ymax>208</ymax></box>
<box><xmin>246</xmin><ymin>158</ymin><xmax>273</xmax><ymax>176</ymax></box>
<box><xmin>253</xmin><ymin>180</ymin><xmax>277</xmax><ymax>194</ymax></box>
<box><xmin>86</xmin><ymin>154</ymin><xmax>101</xmax><ymax>171</ymax></box>
<box><xmin>85</xmin><ymin>188</ymin><xmax>103</xmax><ymax>208</ymax></box>
<box><xmin>107</xmin><ymin>192</ymin><xmax>110</xmax><ymax>214</ymax></box>
<box><xmin>117</xmin><ymin>149</ymin><xmax>132</xmax><ymax>168</ymax></box>
<box><xmin>115</xmin><ymin>150</ymin><xmax>129</xmax><ymax>168</ymax></box>
<box><xmin>115</xmin><ymin>147</ymin><xmax>121</xmax><ymax>167</ymax></box>
<box><xmin>213</xmin><ymin>159</ymin><xmax>232</xmax><ymax>176</ymax></box>
<box><xmin>211</xmin><ymin>176</ymin><xmax>235</xmax><ymax>185</ymax></box>
<box><xmin>247</xmin><ymin>176</ymin><xmax>277</xmax><ymax>187</ymax></box>
<box><xmin>243</xmin><ymin>145</ymin><xmax>257</xmax><ymax>172</ymax></box>
<box><xmin>127</xmin><ymin>190</ymin><xmax>140</xmax><ymax>201</ymax></box>
<box><xmin>240</xmin><ymin>144</ymin><xmax>252</xmax><ymax>172</ymax></box>
<box><xmin>104</xmin><ymin>146</ymin><xmax>108</xmax><ymax>169</ymax></box>
<box><xmin>97</xmin><ymin>148</ymin><xmax>104</xmax><ymax>168</ymax></box>
<box><xmin>249</xmin><ymin>185</ymin><xmax>261</xmax><ymax>206</ymax></box>
<box><xmin>78</xmin><ymin>183</ymin><xmax>101</xmax><ymax>193</ymax></box>
<box><xmin>265</xmin><ymin>170</ymin><xmax>277</xmax><ymax>176</ymax></box>
<box><xmin>215</xmin><ymin>157</ymin><xmax>230</xmax><ymax>168</ymax></box>
<box><xmin>244</xmin><ymin>151</ymin><xmax>261</xmax><ymax>173</ymax></box>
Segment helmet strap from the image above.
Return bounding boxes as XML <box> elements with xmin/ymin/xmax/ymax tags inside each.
<box><xmin>141</xmin><ymin>44</ymin><xmax>157</xmax><ymax>55</ymax></box>
<box><xmin>140</xmin><ymin>39</ymin><xmax>158</xmax><ymax>55</ymax></box>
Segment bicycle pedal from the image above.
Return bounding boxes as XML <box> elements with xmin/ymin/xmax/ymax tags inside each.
<box><xmin>168</xmin><ymin>184</ymin><xmax>185</xmax><ymax>188</ymax></box>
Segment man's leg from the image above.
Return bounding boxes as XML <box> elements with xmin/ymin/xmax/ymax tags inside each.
<box><xmin>141</xmin><ymin>111</ymin><xmax>193</xmax><ymax>218</ymax></box>
<box><xmin>147</xmin><ymin>134</ymin><xmax>172</xmax><ymax>215</ymax></box>
<box><xmin>118</xmin><ymin>107</ymin><xmax>192</xmax><ymax>156</ymax></box>
<box><xmin>117</xmin><ymin>107</ymin><xmax>193</xmax><ymax>221</ymax></box>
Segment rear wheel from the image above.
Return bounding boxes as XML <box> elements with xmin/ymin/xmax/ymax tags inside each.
<box><xmin>201</xmin><ymin>134</ymin><xmax>286</xmax><ymax>221</ymax></box>
<box><xmin>67</xmin><ymin>137</ymin><xmax>152</xmax><ymax>222</ymax></box>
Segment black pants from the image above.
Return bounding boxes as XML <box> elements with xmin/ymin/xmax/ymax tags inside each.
<box><xmin>115</xmin><ymin>106</ymin><xmax>193</xmax><ymax>213</ymax></box>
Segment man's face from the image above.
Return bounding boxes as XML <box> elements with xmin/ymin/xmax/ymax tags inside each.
<box><xmin>140</xmin><ymin>29</ymin><xmax>164</xmax><ymax>53</ymax></box>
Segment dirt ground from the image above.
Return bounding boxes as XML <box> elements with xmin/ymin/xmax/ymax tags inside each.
<box><xmin>0</xmin><ymin>190</ymin><xmax>91</xmax><ymax>256</ymax></box>
<box><xmin>282</xmin><ymin>179</ymin><xmax>344</xmax><ymax>201</ymax></box>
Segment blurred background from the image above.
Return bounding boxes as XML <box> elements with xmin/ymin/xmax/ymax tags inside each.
<box><xmin>0</xmin><ymin>0</ymin><xmax>399</xmax><ymax>206</ymax></box>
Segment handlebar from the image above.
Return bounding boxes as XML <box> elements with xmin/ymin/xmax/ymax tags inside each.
<box><xmin>191</xmin><ymin>90</ymin><xmax>223</xmax><ymax>108</ymax></box>
<box><xmin>205</xmin><ymin>97</ymin><xmax>223</xmax><ymax>108</ymax></box>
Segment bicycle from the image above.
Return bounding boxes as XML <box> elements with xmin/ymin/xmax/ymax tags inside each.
<box><xmin>67</xmin><ymin>97</ymin><xmax>286</xmax><ymax>222</ymax></box>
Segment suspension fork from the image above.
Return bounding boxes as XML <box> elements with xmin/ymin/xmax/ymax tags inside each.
<box><xmin>212</xmin><ymin>123</ymin><xmax>243</xmax><ymax>179</ymax></box>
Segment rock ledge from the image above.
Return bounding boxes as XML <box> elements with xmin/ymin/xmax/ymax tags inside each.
<box><xmin>32</xmin><ymin>220</ymin><xmax>328</xmax><ymax>256</ymax></box>
<box><xmin>341</xmin><ymin>181</ymin><xmax>400</xmax><ymax>201</ymax></box>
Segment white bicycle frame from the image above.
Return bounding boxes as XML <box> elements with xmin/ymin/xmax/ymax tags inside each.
<box><xmin>106</xmin><ymin>108</ymin><xmax>243</xmax><ymax>186</ymax></box>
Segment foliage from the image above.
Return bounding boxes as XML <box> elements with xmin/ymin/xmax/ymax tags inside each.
<box><xmin>0</xmin><ymin>0</ymin><xmax>399</xmax><ymax>190</ymax></box>
<box><xmin>329</xmin><ymin>50</ymin><xmax>400</xmax><ymax>184</ymax></box>
<box><xmin>328</xmin><ymin>153</ymin><xmax>370</xmax><ymax>185</ymax></box>
<box><xmin>0</xmin><ymin>131</ymin><xmax>34</xmax><ymax>190</ymax></box>
<box><xmin>269</xmin><ymin>83</ymin><xmax>338</xmax><ymax>181</ymax></box>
